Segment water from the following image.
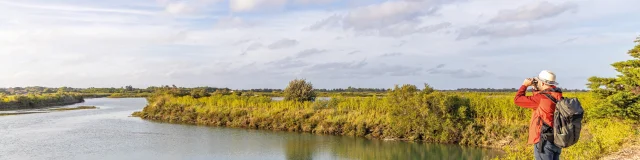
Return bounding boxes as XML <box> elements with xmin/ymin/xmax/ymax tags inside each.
<box><xmin>0</xmin><ymin>98</ymin><xmax>502</xmax><ymax>160</ymax></box>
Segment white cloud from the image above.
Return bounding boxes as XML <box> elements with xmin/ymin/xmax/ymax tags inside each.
<box><xmin>490</xmin><ymin>1</ymin><xmax>578</xmax><ymax>23</ymax></box>
<box><xmin>293</xmin><ymin>0</ymin><xmax>336</xmax><ymax>5</ymax></box>
<box><xmin>306</xmin><ymin>0</ymin><xmax>459</xmax><ymax>37</ymax></box>
<box><xmin>457</xmin><ymin>22</ymin><xmax>558</xmax><ymax>40</ymax></box>
<box><xmin>267</xmin><ymin>39</ymin><xmax>299</xmax><ymax>49</ymax></box>
<box><xmin>165</xmin><ymin>1</ymin><xmax>191</xmax><ymax>14</ymax></box>
<box><xmin>0</xmin><ymin>1</ymin><xmax>156</xmax><ymax>15</ymax></box>
<box><xmin>230</xmin><ymin>0</ymin><xmax>287</xmax><ymax>12</ymax></box>
<box><xmin>157</xmin><ymin>0</ymin><xmax>222</xmax><ymax>14</ymax></box>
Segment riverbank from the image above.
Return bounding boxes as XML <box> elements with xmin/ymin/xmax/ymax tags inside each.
<box><xmin>0</xmin><ymin>94</ymin><xmax>85</xmax><ymax>111</ymax></box>
<box><xmin>133</xmin><ymin>89</ymin><xmax>638</xmax><ymax>160</ymax></box>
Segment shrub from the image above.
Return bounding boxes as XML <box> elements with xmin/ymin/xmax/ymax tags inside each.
<box><xmin>284</xmin><ymin>79</ymin><xmax>317</xmax><ymax>102</ymax></box>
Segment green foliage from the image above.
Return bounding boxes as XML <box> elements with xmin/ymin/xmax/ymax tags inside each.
<box><xmin>284</xmin><ymin>79</ymin><xmax>317</xmax><ymax>102</ymax></box>
<box><xmin>588</xmin><ymin>36</ymin><xmax>640</xmax><ymax>121</ymax></box>
<box><xmin>0</xmin><ymin>93</ymin><xmax>84</xmax><ymax>110</ymax></box>
<box><xmin>190</xmin><ymin>88</ymin><xmax>210</xmax><ymax>98</ymax></box>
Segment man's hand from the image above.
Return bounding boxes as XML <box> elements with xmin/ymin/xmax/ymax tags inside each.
<box><xmin>523</xmin><ymin>78</ymin><xmax>533</xmax><ymax>86</ymax></box>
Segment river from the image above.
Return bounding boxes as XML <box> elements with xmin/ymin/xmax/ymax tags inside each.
<box><xmin>0</xmin><ymin>98</ymin><xmax>502</xmax><ymax>160</ymax></box>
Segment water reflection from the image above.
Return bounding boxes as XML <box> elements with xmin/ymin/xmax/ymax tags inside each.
<box><xmin>285</xmin><ymin>135</ymin><xmax>317</xmax><ymax>160</ymax></box>
<box><xmin>282</xmin><ymin>132</ymin><xmax>501</xmax><ymax>160</ymax></box>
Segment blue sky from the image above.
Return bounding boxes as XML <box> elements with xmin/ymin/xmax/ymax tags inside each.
<box><xmin>1</xmin><ymin>0</ymin><xmax>639</xmax><ymax>90</ymax></box>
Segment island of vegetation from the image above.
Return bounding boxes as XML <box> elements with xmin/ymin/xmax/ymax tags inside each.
<box><xmin>131</xmin><ymin>37</ymin><xmax>640</xmax><ymax>160</ymax></box>
<box><xmin>0</xmin><ymin>93</ymin><xmax>85</xmax><ymax>110</ymax></box>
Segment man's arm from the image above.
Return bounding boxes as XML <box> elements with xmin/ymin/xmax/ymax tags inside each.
<box><xmin>514</xmin><ymin>83</ymin><xmax>539</xmax><ymax>109</ymax></box>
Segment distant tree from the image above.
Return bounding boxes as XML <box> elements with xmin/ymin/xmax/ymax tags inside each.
<box><xmin>57</xmin><ymin>87</ymin><xmax>66</xmax><ymax>94</ymax></box>
<box><xmin>588</xmin><ymin>36</ymin><xmax>640</xmax><ymax>120</ymax></box>
<box><xmin>422</xmin><ymin>83</ymin><xmax>435</xmax><ymax>94</ymax></box>
<box><xmin>125</xmin><ymin>85</ymin><xmax>134</xmax><ymax>91</ymax></box>
<box><xmin>284</xmin><ymin>79</ymin><xmax>316</xmax><ymax>102</ymax></box>
<box><xmin>190</xmin><ymin>88</ymin><xmax>210</xmax><ymax>98</ymax></box>
<box><xmin>213</xmin><ymin>88</ymin><xmax>231</xmax><ymax>95</ymax></box>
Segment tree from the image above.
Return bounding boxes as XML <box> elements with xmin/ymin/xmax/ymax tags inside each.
<box><xmin>284</xmin><ymin>79</ymin><xmax>316</xmax><ymax>102</ymax></box>
<box><xmin>125</xmin><ymin>85</ymin><xmax>134</xmax><ymax>91</ymax></box>
<box><xmin>190</xmin><ymin>88</ymin><xmax>210</xmax><ymax>98</ymax></box>
<box><xmin>588</xmin><ymin>36</ymin><xmax>640</xmax><ymax>120</ymax></box>
<box><xmin>422</xmin><ymin>83</ymin><xmax>435</xmax><ymax>94</ymax></box>
<box><xmin>57</xmin><ymin>87</ymin><xmax>66</xmax><ymax>94</ymax></box>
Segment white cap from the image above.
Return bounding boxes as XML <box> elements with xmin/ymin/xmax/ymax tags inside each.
<box><xmin>535</xmin><ymin>70</ymin><xmax>559</xmax><ymax>86</ymax></box>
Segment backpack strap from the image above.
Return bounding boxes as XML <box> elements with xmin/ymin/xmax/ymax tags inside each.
<box><xmin>541</xmin><ymin>93</ymin><xmax>558</xmax><ymax>104</ymax></box>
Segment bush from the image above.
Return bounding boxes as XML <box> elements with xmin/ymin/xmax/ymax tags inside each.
<box><xmin>284</xmin><ymin>79</ymin><xmax>317</xmax><ymax>102</ymax></box>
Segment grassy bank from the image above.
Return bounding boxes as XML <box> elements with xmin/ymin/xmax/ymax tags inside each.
<box><xmin>132</xmin><ymin>85</ymin><xmax>638</xmax><ymax>159</ymax></box>
<box><xmin>0</xmin><ymin>93</ymin><xmax>85</xmax><ymax>110</ymax></box>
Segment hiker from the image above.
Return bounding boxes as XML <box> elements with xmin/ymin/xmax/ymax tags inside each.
<box><xmin>514</xmin><ymin>70</ymin><xmax>563</xmax><ymax>160</ymax></box>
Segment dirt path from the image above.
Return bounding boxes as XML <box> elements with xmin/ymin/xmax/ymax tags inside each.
<box><xmin>601</xmin><ymin>145</ymin><xmax>640</xmax><ymax>160</ymax></box>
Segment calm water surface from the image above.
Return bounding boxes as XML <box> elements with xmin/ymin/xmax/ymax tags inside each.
<box><xmin>0</xmin><ymin>98</ymin><xmax>502</xmax><ymax>160</ymax></box>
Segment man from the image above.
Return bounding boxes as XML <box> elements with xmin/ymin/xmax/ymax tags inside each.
<box><xmin>514</xmin><ymin>70</ymin><xmax>563</xmax><ymax>160</ymax></box>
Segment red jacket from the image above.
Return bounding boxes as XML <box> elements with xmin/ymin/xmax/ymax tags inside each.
<box><xmin>514</xmin><ymin>85</ymin><xmax>562</xmax><ymax>144</ymax></box>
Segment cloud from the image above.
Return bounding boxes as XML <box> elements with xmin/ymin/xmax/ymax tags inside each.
<box><xmin>490</xmin><ymin>1</ymin><xmax>578</xmax><ymax>23</ymax></box>
<box><xmin>164</xmin><ymin>2</ymin><xmax>191</xmax><ymax>14</ymax></box>
<box><xmin>293</xmin><ymin>0</ymin><xmax>336</xmax><ymax>5</ymax></box>
<box><xmin>233</xmin><ymin>39</ymin><xmax>252</xmax><ymax>46</ymax></box>
<box><xmin>377</xmin><ymin>22</ymin><xmax>451</xmax><ymax>37</ymax></box>
<box><xmin>157</xmin><ymin>0</ymin><xmax>222</xmax><ymax>15</ymax></box>
<box><xmin>267</xmin><ymin>38</ymin><xmax>299</xmax><ymax>49</ymax></box>
<box><xmin>302</xmin><ymin>60</ymin><xmax>422</xmax><ymax>78</ymax></box>
<box><xmin>266</xmin><ymin>57</ymin><xmax>309</xmax><ymax>69</ymax></box>
<box><xmin>559</xmin><ymin>37</ymin><xmax>579</xmax><ymax>44</ymax></box>
<box><xmin>347</xmin><ymin>50</ymin><xmax>360</xmax><ymax>55</ymax></box>
<box><xmin>395</xmin><ymin>40</ymin><xmax>407</xmax><ymax>47</ymax></box>
<box><xmin>380</xmin><ymin>52</ymin><xmax>402</xmax><ymax>57</ymax></box>
<box><xmin>241</xmin><ymin>42</ymin><xmax>262</xmax><ymax>55</ymax></box>
<box><xmin>230</xmin><ymin>0</ymin><xmax>287</xmax><ymax>12</ymax></box>
<box><xmin>0</xmin><ymin>1</ymin><xmax>155</xmax><ymax>15</ymax></box>
<box><xmin>457</xmin><ymin>23</ymin><xmax>557</xmax><ymax>40</ymax></box>
<box><xmin>296</xmin><ymin>48</ymin><xmax>327</xmax><ymax>58</ymax></box>
<box><xmin>426</xmin><ymin>64</ymin><xmax>491</xmax><ymax>79</ymax></box>
<box><xmin>306</xmin><ymin>0</ymin><xmax>458</xmax><ymax>37</ymax></box>
<box><xmin>306</xmin><ymin>60</ymin><xmax>368</xmax><ymax>71</ymax></box>
<box><xmin>246</xmin><ymin>42</ymin><xmax>263</xmax><ymax>51</ymax></box>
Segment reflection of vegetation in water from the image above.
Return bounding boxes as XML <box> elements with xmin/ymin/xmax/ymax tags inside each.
<box><xmin>284</xmin><ymin>134</ymin><xmax>317</xmax><ymax>160</ymax></box>
<box><xmin>328</xmin><ymin>136</ymin><xmax>498</xmax><ymax>160</ymax></box>
<box><xmin>280</xmin><ymin>132</ymin><xmax>499</xmax><ymax>160</ymax></box>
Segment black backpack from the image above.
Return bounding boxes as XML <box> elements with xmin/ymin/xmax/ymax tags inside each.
<box><xmin>542</xmin><ymin>93</ymin><xmax>584</xmax><ymax>148</ymax></box>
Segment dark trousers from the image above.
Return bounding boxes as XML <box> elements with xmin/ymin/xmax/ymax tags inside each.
<box><xmin>534</xmin><ymin>137</ymin><xmax>561</xmax><ymax>160</ymax></box>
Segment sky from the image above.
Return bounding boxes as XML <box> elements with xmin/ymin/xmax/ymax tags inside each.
<box><xmin>1</xmin><ymin>0</ymin><xmax>639</xmax><ymax>90</ymax></box>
